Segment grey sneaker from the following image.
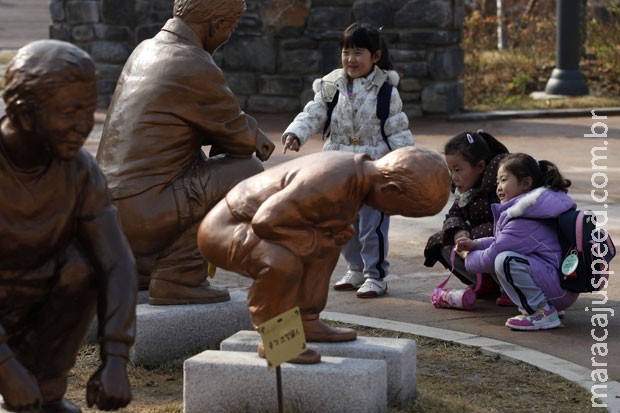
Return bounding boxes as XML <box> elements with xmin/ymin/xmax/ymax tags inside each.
<box><xmin>356</xmin><ymin>278</ymin><xmax>387</xmax><ymax>298</ymax></box>
<box><xmin>333</xmin><ymin>270</ymin><xmax>365</xmax><ymax>291</ymax></box>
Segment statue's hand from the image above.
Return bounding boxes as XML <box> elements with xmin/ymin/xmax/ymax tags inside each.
<box><xmin>0</xmin><ymin>357</ymin><xmax>42</xmax><ymax>411</ymax></box>
<box><xmin>255</xmin><ymin>132</ymin><xmax>275</xmax><ymax>162</ymax></box>
<box><xmin>86</xmin><ymin>356</ymin><xmax>131</xmax><ymax>411</ymax></box>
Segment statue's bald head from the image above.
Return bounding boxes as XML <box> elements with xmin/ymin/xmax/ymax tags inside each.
<box><xmin>3</xmin><ymin>39</ymin><xmax>96</xmax><ymax>117</ymax></box>
<box><xmin>376</xmin><ymin>146</ymin><xmax>451</xmax><ymax>217</ymax></box>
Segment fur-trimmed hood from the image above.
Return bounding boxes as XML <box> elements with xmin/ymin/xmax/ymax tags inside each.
<box><xmin>496</xmin><ymin>187</ymin><xmax>576</xmax><ymax>222</ymax></box>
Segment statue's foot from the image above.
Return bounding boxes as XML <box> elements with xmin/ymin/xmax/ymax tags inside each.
<box><xmin>41</xmin><ymin>398</ymin><xmax>82</xmax><ymax>413</ymax></box>
<box><xmin>148</xmin><ymin>279</ymin><xmax>230</xmax><ymax>305</ymax></box>
<box><xmin>257</xmin><ymin>343</ymin><xmax>321</xmax><ymax>364</ymax></box>
<box><xmin>303</xmin><ymin>318</ymin><xmax>357</xmax><ymax>342</ymax></box>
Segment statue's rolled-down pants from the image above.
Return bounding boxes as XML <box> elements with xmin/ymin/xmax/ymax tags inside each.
<box><xmin>200</xmin><ymin>201</ymin><xmax>341</xmax><ymax>327</ymax></box>
<box><xmin>113</xmin><ymin>153</ymin><xmax>264</xmax><ymax>286</ymax></box>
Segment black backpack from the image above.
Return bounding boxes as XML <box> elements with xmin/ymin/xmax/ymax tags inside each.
<box><xmin>555</xmin><ymin>209</ymin><xmax>616</xmax><ymax>292</ymax></box>
<box><xmin>517</xmin><ymin>209</ymin><xmax>616</xmax><ymax>293</ymax></box>
<box><xmin>322</xmin><ymin>81</ymin><xmax>393</xmax><ymax>150</ymax></box>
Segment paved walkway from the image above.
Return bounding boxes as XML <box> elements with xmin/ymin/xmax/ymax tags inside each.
<box><xmin>2</xmin><ymin>1</ymin><xmax>620</xmax><ymax>410</ymax></box>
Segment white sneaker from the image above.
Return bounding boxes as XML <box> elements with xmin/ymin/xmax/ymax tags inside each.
<box><xmin>356</xmin><ymin>278</ymin><xmax>387</xmax><ymax>298</ymax></box>
<box><xmin>333</xmin><ymin>270</ymin><xmax>365</xmax><ymax>291</ymax></box>
<box><xmin>505</xmin><ymin>307</ymin><xmax>561</xmax><ymax>331</ymax></box>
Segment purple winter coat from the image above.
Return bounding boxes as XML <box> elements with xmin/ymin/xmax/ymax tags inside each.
<box><xmin>466</xmin><ymin>187</ymin><xmax>580</xmax><ymax>310</ymax></box>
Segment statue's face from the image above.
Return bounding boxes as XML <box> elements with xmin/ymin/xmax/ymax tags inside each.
<box><xmin>367</xmin><ymin>148</ymin><xmax>451</xmax><ymax>218</ymax></box>
<box><xmin>34</xmin><ymin>80</ymin><xmax>97</xmax><ymax>161</ymax></box>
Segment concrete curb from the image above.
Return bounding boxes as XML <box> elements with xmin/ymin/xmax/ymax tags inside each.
<box><xmin>448</xmin><ymin>107</ymin><xmax>620</xmax><ymax>121</ymax></box>
<box><xmin>321</xmin><ymin>311</ymin><xmax>620</xmax><ymax>413</ymax></box>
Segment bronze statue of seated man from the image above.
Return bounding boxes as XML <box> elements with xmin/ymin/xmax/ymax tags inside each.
<box><xmin>198</xmin><ymin>147</ymin><xmax>451</xmax><ymax>363</ymax></box>
<box><xmin>96</xmin><ymin>0</ymin><xmax>275</xmax><ymax>305</ymax></box>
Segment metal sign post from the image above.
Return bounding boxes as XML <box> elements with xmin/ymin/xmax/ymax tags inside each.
<box><xmin>258</xmin><ymin>307</ymin><xmax>307</xmax><ymax>413</ymax></box>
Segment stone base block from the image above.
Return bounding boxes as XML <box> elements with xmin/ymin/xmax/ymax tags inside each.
<box><xmin>1</xmin><ymin>294</ymin><xmax>253</xmax><ymax>411</ymax></box>
<box><xmin>128</xmin><ymin>291</ymin><xmax>251</xmax><ymax>366</ymax></box>
<box><xmin>184</xmin><ymin>350</ymin><xmax>387</xmax><ymax>413</ymax></box>
<box><xmin>220</xmin><ymin>329</ymin><xmax>416</xmax><ymax>402</ymax></box>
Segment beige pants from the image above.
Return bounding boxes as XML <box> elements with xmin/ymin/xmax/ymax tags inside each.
<box><xmin>114</xmin><ymin>154</ymin><xmax>263</xmax><ymax>286</ymax></box>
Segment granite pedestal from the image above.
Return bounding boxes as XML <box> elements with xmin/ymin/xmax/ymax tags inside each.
<box><xmin>87</xmin><ymin>291</ymin><xmax>252</xmax><ymax>366</ymax></box>
<box><xmin>184</xmin><ymin>350</ymin><xmax>388</xmax><ymax>413</ymax></box>
<box><xmin>220</xmin><ymin>329</ymin><xmax>417</xmax><ymax>403</ymax></box>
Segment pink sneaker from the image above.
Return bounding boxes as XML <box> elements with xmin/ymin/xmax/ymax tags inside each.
<box><xmin>505</xmin><ymin>307</ymin><xmax>561</xmax><ymax>331</ymax></box>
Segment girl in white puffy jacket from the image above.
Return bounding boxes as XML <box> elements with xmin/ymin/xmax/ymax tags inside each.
<box><xmin>282</xmin><ymin>22</ymin><xmax>414</xmax><ymax>298</ymax></box>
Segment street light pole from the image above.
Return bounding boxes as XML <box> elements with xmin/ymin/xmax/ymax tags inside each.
<box><xmin>544</xmin><ymin>0</ymin><xmax>589</xmax><ymax>96</ymax></box>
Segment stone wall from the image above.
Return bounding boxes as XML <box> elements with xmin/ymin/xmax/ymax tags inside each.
<box><xmin>49</xmin><ymin>0</ymin><xmax>465</xmax><ymax>116</ymax></box>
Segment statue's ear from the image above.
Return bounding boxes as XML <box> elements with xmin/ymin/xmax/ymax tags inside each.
<box><xmin>10</xmin><ymin>100</ymin><xmax>36</xmax><ymax>133</ymax></box>
<box><xmin>209</xmin><ymin>18</ymin><xmax>224</xmax><ymax>37</ymax></box>
<box><xmin>382</xmin><ymin>182</ymin><xmax>402</xmax><ymax>194</ymax></box>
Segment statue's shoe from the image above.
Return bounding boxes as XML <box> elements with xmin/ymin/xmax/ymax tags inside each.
<box><xmin>257</xmin><ymin>342</ymin><xmax>321</xmax><ymax>364</ymax></box>
<box><xmin>148</xmin><ymin>279</ymin><xmax>230</xmax><ymax>305</ymax></box>
<box><xmin>302</xmin><ymin>318</ymin><xmax>357</xmax><ymax>342</ymax></box>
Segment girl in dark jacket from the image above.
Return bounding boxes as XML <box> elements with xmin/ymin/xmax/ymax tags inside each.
<box><xmin>423</xmin><ymin>130</ymin><xmax>511</xmax><ymax>304</ymax></box>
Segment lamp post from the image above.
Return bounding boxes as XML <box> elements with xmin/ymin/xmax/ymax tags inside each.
<box><xmin>544</xmin><ymin>0</ymin><xmax>589</xmax><ymax>96</ymax></box>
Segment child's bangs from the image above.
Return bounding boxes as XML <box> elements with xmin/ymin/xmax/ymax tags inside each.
<box><xmin>340</xmin><ymin>29</ymin><xmax>373</xmax><ymax>50</ymax></box>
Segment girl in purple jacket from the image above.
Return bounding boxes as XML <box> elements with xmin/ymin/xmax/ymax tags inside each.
<box><xmin>456</xmin><ymin>153</ymin><xmax>579</xmax><ymax>331</ymax></box>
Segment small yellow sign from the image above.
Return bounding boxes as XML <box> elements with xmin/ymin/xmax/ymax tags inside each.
<box><xmin>207</xmin><ymin>262</ymin><xmax>217</xmax><ymax>278</ymax></box>
<box><xmin>258</xmin><ymin>306</ymin><xmax>306</xmax><ymax>369</ymax></box>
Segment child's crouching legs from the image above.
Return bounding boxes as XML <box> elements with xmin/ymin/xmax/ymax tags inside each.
<box><xmin>494</xmin><ymin>251</ymin><xmax>562</xmax><ymax>331</ymax></box>
<box><xmin>494</xmin><ymin>251</ymin><xmax>547</xmax><ymax>314</ymax></box>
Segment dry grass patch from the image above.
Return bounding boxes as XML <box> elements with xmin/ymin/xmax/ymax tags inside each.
<box><xmin>64</xmin><ymin>323</ymin><xmax>601</xmax><ymax>413</ymax></box>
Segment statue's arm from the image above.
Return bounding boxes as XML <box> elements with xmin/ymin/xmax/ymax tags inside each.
<box><xmin>79</xmin><ymin>205</ymin><xmax>137</xmax><ymax>352</ymax></box>
<box><xmin>251</xmin><ymin>188</ymin><xmax>340</xmax><ymax>256</ymax></box>
<box><xmin>76</xmin><ymin>155</ymin><xmax>136</xmax><ymax>349</ymax></box>
<box><xmin>75</xmin><ymin>154</ymin><xmax>136</xmax><ymax>409</ymax></box>
<box><xmin>180</xmin><ymin>64</ymin><xmax>274</xmax><ymax>159</ymax></box>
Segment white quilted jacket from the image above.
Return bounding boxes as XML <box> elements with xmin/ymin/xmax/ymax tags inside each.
<box><xmin>282</xmin><ymin>66</ymin><xmax>414</xmax><ymax>159</ymax></box>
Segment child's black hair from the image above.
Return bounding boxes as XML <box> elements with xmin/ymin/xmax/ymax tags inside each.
<box><xmin>444</xmin><ymin>130</ymin><xmax>508</xmax><ymax>167</ymax></box>
<box><xmin>499</xmin><ymin>153</ymin><xmax>572</xmax><ymax>192</ymax></box>
<box><xmin>340</xmin><ymin>22</ymin><xmax>394</xmax><ymax>70</ymax></box>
